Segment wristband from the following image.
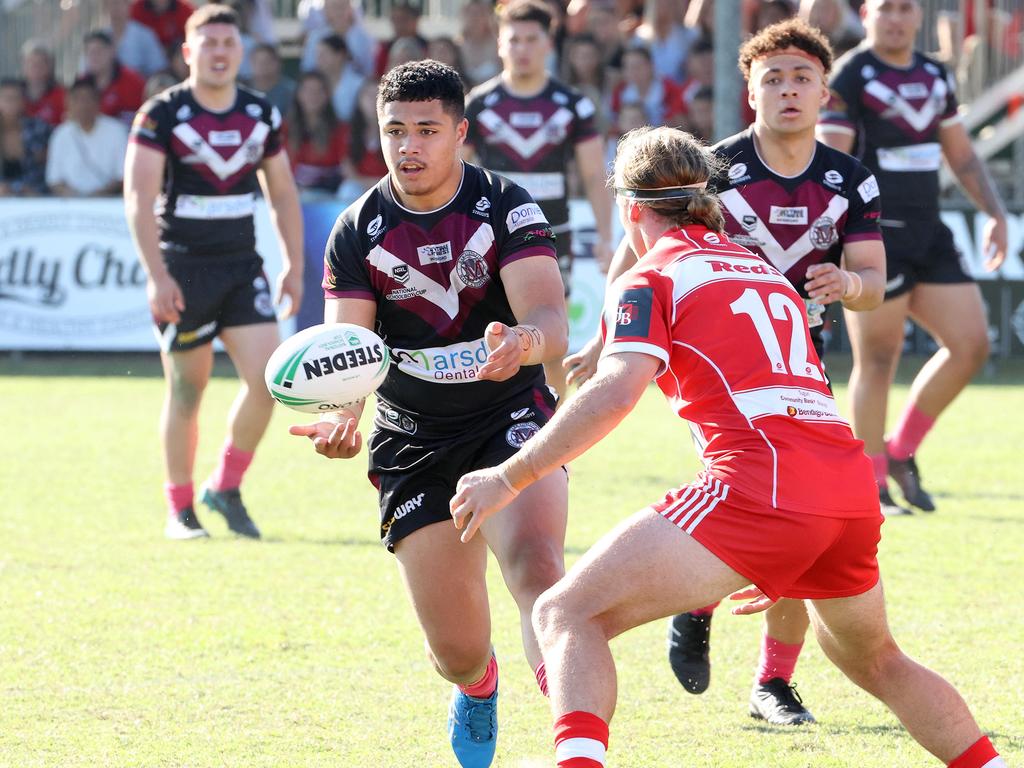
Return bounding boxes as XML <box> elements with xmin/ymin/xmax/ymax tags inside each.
<box><xmin>498</xmin><ymin>468</ymin><xmax>520</xmax><ymax>497</ymax></box>
<box><xmin>842</xmin><ymin>270</ymin><xmax>863</xmax><ymax>301</ymax></box>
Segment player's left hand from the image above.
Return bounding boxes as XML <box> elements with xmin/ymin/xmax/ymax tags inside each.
<box><xmin>275</xmin><ymin>267</ymin><xmax>304</xmax><ymax>320</ymax></box>
<box><xmin>982</xmin><ymin>215</ymin><xmax>1008</xmax><ymax>271</ymax></box>
<box><xmin>804</xmin><ymin>263</ymin><xmax>846</xmax><ymax>304</ymax></box>
<box><xmin>478</xmin><ymin>322</ymin><xmax>522</xmax><ymax>381</ymax></box>
<box><xmin>728</xmin><ymin>585</ymin><xmax>776</xmax><ymax>615</ymax></box>
<box><xmin>450</xmin><ymin>466</ymin><xmax>517</xmax><ymax>543</ymax></box>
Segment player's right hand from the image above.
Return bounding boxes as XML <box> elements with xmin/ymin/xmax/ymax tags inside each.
<box><xmin>563</xmin><ymin>335</ymin><xmax>601</xmax><ymax>388</ymax></box>
<box><xmin>147</xmin><ymin>273</ymin><xmax>185</xmax><ymax>324</ymax></box>
<box><xmin>289</xmin><ymin>418</ymin><xmax>362</xmax><ymax>459</ymax></box>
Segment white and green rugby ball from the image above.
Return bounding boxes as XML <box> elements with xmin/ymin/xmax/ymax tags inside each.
<box><xmin>265</xmin><ymin>323</ymin><xmax>390</xmax><ymax>413</ymax></box>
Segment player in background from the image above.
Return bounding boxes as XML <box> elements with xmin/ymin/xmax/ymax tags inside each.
<box><xmin>451</xmin><ymin>125</ymin><xmax>1007</xmax><ymax>768</ymax></box>
<box><xmin>464</xmin><ymin>0</ymin><xmax>613</xmax><ymax>402</ymax></box>
<box><xmin>125</xmin><ymin>4</ymin><xmax>304</xmax><ymax>540</ymax></box>
<box><xmin>289</xmin><ymin>61</ymin><xmax>569</xmax><ymax>768</ymax></box>
<box><xmin>666</xmin><ymin>19</ymin><xmax>887</xmax><ymax>726</ymax></box>
<box><xmin>818</xmin><ymin>0</ymin><xmax>1008</xmax><ymax>515</ymax></box>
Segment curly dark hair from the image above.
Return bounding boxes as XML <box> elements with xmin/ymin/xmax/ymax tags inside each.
<box><xmin>376</xmin><ymin>59</ymin><xmax>465</xmax><ymax>121</ymax></box>
<box><xmin>738</xmin><ymin>18</ymin><xmax>833</xmax><ymax>81</ymax></box>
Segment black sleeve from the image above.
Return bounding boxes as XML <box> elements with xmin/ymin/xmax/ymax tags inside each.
<box><xmin>323</xmin><ymin>214</ymin><xmax>376</xmax><ymax>300</ymax></box>
<box><xmin>493</xmin><ymin>182</ymin><xmax>558</xmax><ymax>267</ymax></box>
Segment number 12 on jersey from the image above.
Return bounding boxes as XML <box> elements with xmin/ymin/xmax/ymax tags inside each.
<box><xmin>730</xmin><ymin>288</ymin><xmax>824</xmax><ymax>382</ymax></box>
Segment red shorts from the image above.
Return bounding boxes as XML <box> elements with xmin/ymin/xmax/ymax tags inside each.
<box><xmin>650</xmin><ymin>474</ymin><xmax>882</xmax><ymax>601</ymax></box>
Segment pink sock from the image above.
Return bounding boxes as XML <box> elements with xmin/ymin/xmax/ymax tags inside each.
<box><xmin>692</xmin><ymin>602</ymin><xmax>719</xmax><ymax>617</ymax></box>
<box><xmin>868</xmin><ymin>452</ymin><xmax>889</xmax><ymax>489</ymax></box>
<box><xmin>554</xmin><ymin>710</ymin><xmax>608</xmax><ymax>767</ymax></box>
<box><xmin>164</xmin><ymin>482</ymin><xmax>193</xmax><ymax>515</ymax></box>
<box><xmin>209</xmin><ymin>441</ymin><xmax>254</xmax><ymax>492</ymax></box>
<box><xmin>534</xmin><ymin>661</ymin><xmax>549</xmax><ymax>697</ymax></box>
<box><xmin>887</xmin><ymin>405</ymin><xmax>936</xmax><ymax>461</ymax></box>
<box><xmin>948</xmin><ymin>736</ymin><xmax>1004</xmax><ymax>768</ymax></box>
<box><xmin>755</xmin><ymin>634</ymin><xmax>804</xmax><ymax>685</ymax></box>
<box><xmin>459</xmin><ymin>655</ymin><xmax>498</xmax><ymax>699</ymax></box>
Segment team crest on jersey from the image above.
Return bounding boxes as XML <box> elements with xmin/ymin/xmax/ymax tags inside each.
<box><xmin>810</xmin><ymin>216</ymin><xmax>839</xmax><ymax>250</ymax></box>
<box><xmin>392</xmin><ymin>264</ymin><xmax>410</xmax><ymax>283</ymax></box>
<box><xmin>367</xmin><ymin>214</ymin><xmax>384</xmax><ymax>239</ymax></box>
<box><xmin>456</xmin><ymin>250</ymin><xmax>490</xmax><ymax>288</ymax></box>
<box><xmin>245</xmin><ymin>142</ymin><xmax>263</xmax><ymax>164</ymax></box>
<box><xmin>506</xmin><ymin>421</ymin><xmax>540</xmax><ymax>448</ymax></box>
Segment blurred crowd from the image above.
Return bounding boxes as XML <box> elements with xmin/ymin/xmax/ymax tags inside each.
<box><xmin>0</xmin><ymin>0</ymin><xmax>882</xmax><ymax>201</ymax></box>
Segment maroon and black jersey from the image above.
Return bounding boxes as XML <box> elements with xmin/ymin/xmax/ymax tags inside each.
<box><xmin>820</xmin><ymin>44</ymin><xmax>959</xmax><ymax>213</ymax></box>
<box><xmin>465</xmin><ymin>76</ymin><xmax>598</xmax><ymax>235</ymax></box>
<box><xmin>323</xmin><ymin>163</ymin><xmax>557</xmax><ymax>423</ymax></box>
<box><xmin>129</xmin><ymin>83</ymin><xmax>283</xmax><ymax>259</ymax></box>
<box><xmin>712</xmin><ymin>128</ymin><xmax>882</xmax><ymax>291</ymax></box>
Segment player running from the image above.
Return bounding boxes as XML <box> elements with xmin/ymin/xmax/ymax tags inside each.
<box><xmin>125</xmin><ymin>4</ymin><xmax>304</xmax><ymax>540</ymax></box>
<box><xmin>818</xmin><ymin>0</ymin><xmax>1008</xmax><ymax>515</ymax></box>
<box><xmin>289</xmin><ymin>61</ymin><xmax>569</xmax><ymax>768</ymax></box>
<box><xmin>451</xmin><ymin>125</ymin><xmax>1007</xmax><ymax>768</ymax></box>
<box><xmin>667</xmin><ymin>19</ymin><xmax>886</xmax><ymax>725</ymax></box>
<box><xmin>464</xmin><ymin>0</ymin><xmax>613</xmax><ymax>401</ymax></box>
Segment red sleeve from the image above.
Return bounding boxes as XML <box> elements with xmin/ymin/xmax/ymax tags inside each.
<box><xmin>601</xmin><ymin>272</ymin><xmax>673</xmax><ymax>375</ymax></box>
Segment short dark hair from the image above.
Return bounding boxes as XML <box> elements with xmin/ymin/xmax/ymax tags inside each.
<box><xmin>318</xmin><ymin>33</ymin><xmax>349</xmax><ymax>56</ymax></box>
<box><xmin>738</xmin><ymin>18</ymin><xmax>833</xmax><ymax>80</ymax></box>
<box><xmin>377</xmin><ymin>59</ymin><xmax>465</xmax><ymax>121</ymax></box>
<box><xmin>250</xmin><ymin>42</ymin><xmax>279</xmax><ymax>59</ymax></box>
<box><xmin>184</xmin><ymin>4</ymin><xmax>240</xmax><ymax>37</ymax></box>
<box><xmin>623</xmin><ymin>44</ymin><xmax>653</xmax><ymax>63</ymax></box>
<box><xmin>84</xmin><ymin>29</ymin><xmax>114</xmax><ymax>47</ymax></box>
<box><xmin>501</xmin><ymin>0</ymin><xmax>553</xmax><ymax>33</ymax></box>
<box><xmin>70</xmin><ymin>76</ymin><xmax>101</xmax><ymax>96</ymax></box>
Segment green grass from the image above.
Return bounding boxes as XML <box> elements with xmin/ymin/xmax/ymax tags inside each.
<box><xmin>1</xmin><ymin>353</ymin><xmax>1022</xmax><ymax>767</ymax></box>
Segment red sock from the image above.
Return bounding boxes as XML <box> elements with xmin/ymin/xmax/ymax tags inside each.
<box><xmin>209</xmin><ymin>441</ymin><xmax>254</xmax><ymax>492</ymax></box>
<box><xmin>868</xmin><ymin>452</ymin><xmax>889</xmax><ymax>489</ymax></box>
<box><xmin>692</xmin><ymin>601</ymin><xmax>719</xmax><ymax>617</ymax></box>
<box><xmin>164</xmin><ymin>482</ymin><xmax>193</xmax><ymax>515</ymax></box>
<box><xmin>554</xmin><ymin>711</ymin><xmax>608</xmax><ymax>768</ymax></box>
<box><xmin>948</xmin><ymin>736</ymin><xmax>1004</xmax><ymax>768</ymax></box>
<box><xmin>459</xmin><ymin>655</ymin><xmax>498</xmax><ymax>699</ymax></box>
<box><xmin>887</xmin><ymin>405</ymin><xmax>936</xmax><ymax>461</ymax></box>
<box><xmin>755</xmin><ymin>634</ymin><xmax>803</xmax><ymax>685</ymax></box>
<box><xmin>534</xmin><ymin>662</ymin><xmax>549</xmax><ymax>697</ymax></box>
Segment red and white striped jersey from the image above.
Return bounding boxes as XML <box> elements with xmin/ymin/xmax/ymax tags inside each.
<box><xmin>601</xmin><ymin>224</ymin><xmax>877</xmax><ymax>518</ymax></box>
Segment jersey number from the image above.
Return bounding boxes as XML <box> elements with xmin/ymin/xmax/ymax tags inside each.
<box><xmin>729</xmin><ymin>289</ymin><xmax>824</xmax><ymax>381</ymax></box>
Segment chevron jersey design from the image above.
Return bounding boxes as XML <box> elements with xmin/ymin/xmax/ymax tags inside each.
<box><xmin>129</xmin><ymin>83</ymin><xmax>282</xmax><ymax>258</ymax></box>
<box><xmin>820</xmin><ymin>44</ymin><xmax>959</xmax><ymax>212</ymax></box>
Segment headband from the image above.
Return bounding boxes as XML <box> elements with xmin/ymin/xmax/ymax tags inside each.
<box><xmin>614</xmin><ymin>183</ymin><xmax>707</xmax><ymax>201</ymax></box>
<box><xmin>749</xmin><ymin>47</ymin><xmax>826</xmax><ymax>73</ymax></box>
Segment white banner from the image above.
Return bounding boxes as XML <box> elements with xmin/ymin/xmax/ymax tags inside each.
<box><xmin>0</xmin><ymin>199</ymin><xmax>290</xmax><ymax>351</ymax></box>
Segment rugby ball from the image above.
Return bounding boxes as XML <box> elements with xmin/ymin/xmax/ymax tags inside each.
<box><xmin>265</xmin><ymin>323</ymin><xmax>390</xmax><ymax>413</ymax></box>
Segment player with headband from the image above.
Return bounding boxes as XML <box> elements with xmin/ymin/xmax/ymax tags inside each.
<box><xmin>451</xmin><ymin>124</ymin><xmax>1006</xmax><ymax>768</ymax></box>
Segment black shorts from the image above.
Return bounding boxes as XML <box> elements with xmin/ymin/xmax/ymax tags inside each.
<box><xmin>880</xmin><ymin>214</ymin><xmax>972</xmax><ymax>300</ymax></box>
<box><xmin>154</xmin><ymin>255</ymin><xmax>277</xmax><ymax>352</ymax></box>
<box><xmin>367</xmin><ymin>385</ymin><xmax>557</xmax><ymax>552</ymax></box>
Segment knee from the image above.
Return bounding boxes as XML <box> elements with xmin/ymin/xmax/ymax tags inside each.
<box><xmin>855</xmin><ymin>345</ymin><xmax>901</xmax><ymax>377</ymax></box>
<box><xmin>503</xmin><ymin>538</ymin><xmax>565</xmax><ymax>604</ymax></box>
<box><xmin>949</xmin><ymin>331</ymin><xmax>990</xmax><ymax>372</ymax></box>
<box><xmin>836</xmin><ymin>638</ymin><xmax>905</xmax><ymax>693</ymax></box>
<box><xmin>168</xmin><ymin>372</ymin><xmax>205</xmax><ymax>413</ymax></box>
<box><xmin>532</xmin><ymin>583</ymin><xmax>580</xmax><ymax>651</ymax></box>
<box><xmin>427</xmin><ymin>640</ymin><xmax>491</xmax><ymax>684</ymax></box>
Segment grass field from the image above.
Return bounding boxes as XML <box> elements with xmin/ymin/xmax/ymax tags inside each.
<box><xmin>1</xmin><ymin>353</ymin><xmax>1022</xmax><ymax>768</ymax></box>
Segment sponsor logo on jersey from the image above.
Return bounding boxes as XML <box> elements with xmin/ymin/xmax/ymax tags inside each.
<box><xmin>809</xmin><ymin>216</ymin><xmax>839</xmax><ymax>250</ymax></box>
<box><xmin>367</xmin><ymin>214</ymin><xmax>384</xmax><ymax>239</ymax></box>
<box><xmin>614</xmin><ymin>287</ymin><xmax>652</xmax><ymax>338</ymax></box>
<box><xmin>510</xmin><ymin>111</ymin><xmax>543</xmax><ymax>128</ymax></box>
<box><xmin>456</xmin><ymin>250</ymin><xmax>490</xmax><ymax>288</ymax></box>
<box><xmin>506</xmin><ymin>203</ymin><xmax>548</xmax><ymax>233</ymax></box>
<box><xmin>861</xmin><ymin>64</ymin><xmax>876</xmax><ymax>79</ymax></box>
<box><xmin>474</xmin><ymin>197</ymin><xmax>491</xmax><ymax>214</ymax></box>
<box><xmin>741</xmin><ymin>214</ymin><xmax>758</xmax><ymax>232</ymax></box>
<box><xmin>209</xmin><ymin>129</ymin><xmax>242</xmax><ymax>147</ymax></box>
<box><xmin>858</xmin><ymin>175</ymin><xmax>880</xmax><ymax>203</ymax></box>
<box><xmin>769</xmin><ymin>206</ymin><xmax>808</xmax><ymax>226</ymax></box>
<box><xmin>393</xmin><ymin>338</ymin><xmax>490</xmax><ymax>382</ymax></box>
<box><xmin>707</xmin><ymin>260</ymin><xmax>784</xmax><ymax>277</ymax></box>
<box><xmin>703</xmin><ymin>232</ymin><xmax>721</xmax><ymax>244</ymax></box>
<box><xmin>176</xmin><ymin>104</ymin><xmax>192</xmax><ymax>121</ymax></box>
<box><xmin>824</xmin><ymin>170</ymin><xmax>844</xmax><ymax>186</ymax></box>
<box><xmin>898</xmin><ymin>82</ymin><xmax>930</xmax><ymax>100</ymax></box>
<box><xmin>511</xmin><ymin>407</ymin><xmax>534</xmax><ymax>420</ymax></box>
<box><xmin>382</xmin><ymin>407</ymin><xmax>417</xmax><ymax>434</ymax></box>
<box><xmin>254</xmin><ymin>291</ymin><xmax>275</xmax><ymax>317</ymax></box>
<box><xmin>787</xmin><ymin>405</ymin><xmax>798</xmax><ymax>417</ymax></box>
<box><xmin>392</xmin><ymin>264</ymin><xmax>410</xmax><ymax>284</ymax></box>
<box><xmin>386</xmin><ymin>286</ymin><xmax>428</xmax><ymax>301</ymax></box>
<box><xmin>506</xmin><ymin>421</ymin><xmax>540</xmax><ymax>448</ymax></box>
<box><xmin>245</xmin><ymin>103</ymin><xmax>262</xmax><ymax>118</ymax></box>
<box><xmin>728</xmin><ymin>163</ymin><xmax>749</xmax><ymax>182</ymax></box>
<box><xmin>417</xmin><ymin>241</ymin><xmax>453</xmax><ymax>265</ymax></box>
<box><xmin>576</xmin><ymin>97</ymin><xmax>596</xmax><ymax>119</ymax></box>
<box><xmin>392</xmin><ymin>492</ymin><xmax>426</xmax><ymax>522</ymax></box>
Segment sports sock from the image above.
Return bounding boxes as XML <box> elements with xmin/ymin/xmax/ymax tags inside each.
<box><xmin>459</xmin><ymin>655</ymin><xmax>498</xmax><ymax>699</ymax></box>
<box><xmin>948</xmin><ymin>736</ymin><xmax>1005</xmax><ymax>768</ymax></box>
<box><xmin>534</xmin><ymin>662</ymin><xmax>549</xmax><ymax>697</ymax></box>
<box><xmin>868</xmin><ymin>452</ymin><xmax>889</xmax><ymax>489</ymax></box>
<box><xmin>887</xmin><ymin>404</ymin><xmax>936</xmax><ymax>461</ymax></box>
<box><xmin>554</xmin><ymin>710</ymin><xmax>608</xmax><ymax>768</ymax></box>
<box><xmin>209</xmin><ymin>441</ymin><xmax>254</xmax><ymax>492</ymax></box>
<box><xmin>691</xmin><ymin>602</ymin><xmax>719</xmax><ymax>617</ymax></box>
<box><xmin>755</xmin><ymin>634</ymin><xmax>803</xmax><ymax>685</ymax></box>
<box><xmin>164</xmin><ymin>481</ymin><xmax>193</xmax><ymax>515</ymax></box>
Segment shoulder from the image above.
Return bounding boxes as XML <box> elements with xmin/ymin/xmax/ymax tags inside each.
<box><xmin>915</xmin><ymin>51</ymin><xmax>952</xmax><ymax>79</ymax></box>
<box><xmin>466</xmin><ymin>76</ymin><xmax>503</xmax><ymax>106</ymax></box>
<box><xmin>237</xmin><ymin>85</ymin><xmax>282</xmax><ymax>126</ymax></box>
<box><xmin>831</xmin><ymin>44</ymin><xmax>872</xmax><ymax>77</ymax></box>
<box><xmin>99</xmin><ymin>114</ymin><xmax>129</xmax><ymax>137</ymax></box>
<box><xmin>332</xmin><ymin>184</ymin><xmax>388</xmax><ymax>248</ymax></box>
<box><xmin>712</xmin><ymin>130</ymin><xmax>752</xmax><ymax>161</ymax></box>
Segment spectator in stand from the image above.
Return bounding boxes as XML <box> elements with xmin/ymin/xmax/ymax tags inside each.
<box><xmin>428</xmin><ymin>36</ymin><xmax>464</xmax><ymax>79</ymax></box>
<box><xmin>228</xmin><ymin>0</ymin><xmax>260</xmax><ymax>80</ymax></box>
<box><xmin>21</xmin><ymin>41</ymin><xmax>65</xmax><ymax>127</ymax></box>
<box><xmin>314</xmin><ymin>33</ymin><xmax>364</xmax><ymax>122</ymax></box>
<box><xmin>300</xmin><ymin>0</ymin><xmax>377</xmax><ymax>78</ymax></box>
<box><xmin>46</xmin><ymin>78</ymin><xmax>128</xmax><ymax>197</ymax></box>
<box><xmin>247</xmin><ymin>43</ymin><xmax>295</xmax><ymax>116</ymax></box>
<box><xmin>374</xmin><ymin>1</ymin><xmax>428</xmax><ymax>77</ymax></box>
<box><xmin>679</xmin><ymin>36</ymin><xmax>713</xmax><ymax>108</ymax></box>
<box><xmin>384</xmin><ymin>36</ymin><xmax>428</xmax><ymax>73</ymax></box>
<box><xmin>585</xmin><ymin>0</ymin><xmax>628</xmax><ymax>75</ymax></box>
<box><xmin>80</xmin><ymin>30</ymin><xmax>146</xmax><ymax>125</ymax></box>
<box><xmin>102</xmin><ymin>0</ymin><xmax>168</xmax><ymax>77</ymax></box>
<box><xmin>144</xmin><ymin>71</ymin><xmax>178</xmax><ymax>98</ymax></box>
<box><xmin>458</xmin><ymin>0</ymin><xmax>501</xmax><ymax>88</ymax></box>
<box><xmin>338</xmin><ymin>78</ymin><xmax>385</xmax><ymax>202</ymax></box>
<box><xmin>799</xmin><ymin>0</ymin><xmax>863</xmax><ymax>57</ymax></box>
<box><xmin>684</xmin><ymin>84</ymin><xmax>714</xmax><ymax>142</ymax></box>
<box><xmin>563</xmin><ymin>33</ymin><xmax>611</xmax><ymax>133</ymax></box>
<box><xmin>752</xmin><ymin>0</ymin><xmax>797</xmax><ymax>33</ymax></box>
<box><xmin>610</xmin><ymin>45</ymin><xmax>685</xmax><ymax>130</ymax></box>
<box><xmin>285</xmin><ymin>71</ymin><xmax>349</xmax><ymax>197</ymax></box>
<box><xmin>632</xmin><ymin>0</ymin><xmax>699</xmax><ymax>81</ymax></box>
<box><xmin>130</xmin><ymin>0</ymin><xmax>195</xmax><ymax>50</ymax></box>
<box><xmin>683</xmin><ymin>0</ymin><xmax>716</xmax><ymax>42</ymax></box>
<box><xmin>0</xmin><ymin>78</ymin><xmax>51</xmax><ymax>197</ymax></box>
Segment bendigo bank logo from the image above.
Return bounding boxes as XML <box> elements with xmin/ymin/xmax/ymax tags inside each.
<box><xmin>616</xmin><ymin>303</ymin><xmax>634</xmax><ymax>326</ymax></box>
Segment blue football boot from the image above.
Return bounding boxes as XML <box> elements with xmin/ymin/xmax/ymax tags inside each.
<box><xmin>447</xmin><ymin>684</ymin><xmax>498</xmax><ymax>768</ymax></box>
